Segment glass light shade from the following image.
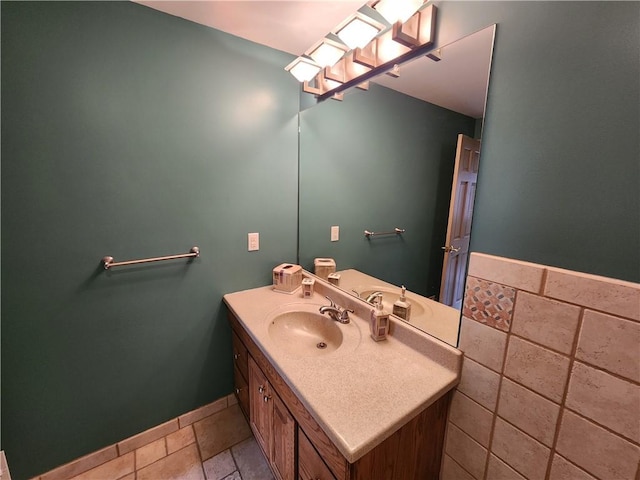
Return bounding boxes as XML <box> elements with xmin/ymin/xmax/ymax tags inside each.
<box><xmin>285</xmin><ymin>57</ymin><xmax>321</xmax><ymax>82</ymax></box>
<box><xmin>336</xmin><ymin>16</ymin><xmax>381</xmax><ymax>49</ymax></box>
<box><xmin>308</xmin><ymin>41</ymin><xmax>346</xmax><ymax>68</ymax></box>
<box><xmin>374</xmin><ymin>0</ymin><xmax>423</xmax><ymax>24</ymax></box>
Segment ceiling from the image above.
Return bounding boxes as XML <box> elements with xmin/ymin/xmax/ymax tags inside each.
<box><xmin>134</xmin><ymin>1</ymin><xmax>493</xmax><ymax>118</ymax></box>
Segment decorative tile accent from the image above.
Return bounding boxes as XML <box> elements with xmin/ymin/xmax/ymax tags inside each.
<box><xmin>491</xmin><ymin>418</ymin><xmax>550</xmax><ymax>480</ymax></box>
<box><xmin>544</xmin><ymin>267</ymin><xmax>640</xmax><ymax>321</ymax></box>
<box><xmin>504</xmin><ymin>336</ymin><xmax>571</xmax><ymax>403</ymax></box>
<box><xmin>549</xmin><ymin>454</ymin><xmax>597</xmax><ymax>480</ymax></box>
<box><xmin>458</xmin><ymin>316</ymin><xmax>508</xmax><ymax>373</ymax></box>
<box><xmin>444</xmin><ymin>424</ymin><xmax>487</xmax><ymax>480</ymax></box>
<box><xmin>468</xmin><ymin>253</ymin><xmax>545</xmax><ymax>293</ymax></box>
<box><xmin>457</xmin><ymin>357</ymin><xmax>501</xmax><ymax>411</ymax></box>
<box><xmin>448</xmin><ymin>392</ymin><xmax>493</xmax><ymax>447</ymax></box>
<box><xmin>462</xmin><ymin>277</ymin><xmax>515</xmax><ymax>331</ymax></box>
<box><xmin>486</xmin><ymin>454</ymin><xmax>526</xmax><ymax>480</ymax></box>
<box><xmin>556</xmin><ymin>410</ymin><xmax>640</xmax><ymax>480</ymax></box>
<box><xmin>497</xmin><ymin>378</ymin><xmax>560</xmax><ymax>447</ymax></box>
<box><xmin>511</xmin><ymin>291</ymin><xmax>581</xmax><ymax>354</ymax></box>
<box><xmin>440</xmin><ymin>455</ymin><xmax>476</xmax><ymax>480</ymax></box>
<box><xmin>565</xmin><ymin>362</ymin><xmax>640</xmax><ymax>442</ymax></box>
<box><xmin>576</xmin><ymin>309</ymin><xmax>640</xmax><ymax>382</ymax></box>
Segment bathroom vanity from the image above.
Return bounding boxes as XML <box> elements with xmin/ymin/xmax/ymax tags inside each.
<box><xmin>224</xmin><ymin>274</ymin><xmax>462</xmax><ymax>480</ymax></box>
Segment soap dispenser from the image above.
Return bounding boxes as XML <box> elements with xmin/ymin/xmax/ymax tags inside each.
<box><xmin>370</xmin><ymin>295</ymin><xmax>390</xmax><ymax>342</ymax></box>
<box><xmin>392</xmin><ymin>285</ymin><xmax>412</xmax><ymax>321</ymax></box>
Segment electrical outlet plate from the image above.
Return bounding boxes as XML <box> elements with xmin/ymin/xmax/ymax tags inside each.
<box><xmin>248</xmin><ymin>232</ymin><xmax>259</xmax><ymax>251</ymax></box>
<box><xmin>331</xmin><ymin>225</ymin><xmax>339</xmax><ymax>242</ymax></box>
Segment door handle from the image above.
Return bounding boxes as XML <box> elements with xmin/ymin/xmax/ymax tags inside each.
<box><xmin>441</xmin><ymin>245</ymin><xmax>461</xmax><ymax>253</ymax></box>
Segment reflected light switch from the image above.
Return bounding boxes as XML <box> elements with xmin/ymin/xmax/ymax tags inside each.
<box><xmin>248</xmin><ymin>232</ymin><xmax>259</xmax><ymax>251</ymax></box>
<box><xmin>331</xmin><ymin>226</ymin><xmax>339</xmax><ymax>242</ymax></box>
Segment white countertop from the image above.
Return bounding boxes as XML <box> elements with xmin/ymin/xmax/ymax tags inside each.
<box><xmin>223</xmin><ymin>281</ymin><xmax>462</xmax><ymax>463</ymax></box>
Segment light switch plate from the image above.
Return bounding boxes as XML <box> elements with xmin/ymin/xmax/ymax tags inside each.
<box><xmin>248</xmin><ymin>232</ymin><xmax>259</xmax><ymax>251</ymax></box>
<box><xmin>331</xmin><ymin>225</ymin><xmax>339</xmax><ymax>242</ymax></box>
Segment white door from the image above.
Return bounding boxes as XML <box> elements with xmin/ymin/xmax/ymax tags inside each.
<box><xmin>439</xmin><ymin>134</ymin><xmax>481</xmax><ymax>308</ymax></box>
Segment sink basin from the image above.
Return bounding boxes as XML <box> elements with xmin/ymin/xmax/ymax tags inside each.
<box><xmin>268</xmin><ymin>310</ymin><xmax>344</xmax><ymax>357</ymax></box>
<box><xmin>267</xmin><ymin>303</ymin><xmax>360</xmax><ymax>357</ymax></box>
<box><xmin>357</xmin><ymin>287</ymin><xmax>432</xmax><ymax>319</ymax></box>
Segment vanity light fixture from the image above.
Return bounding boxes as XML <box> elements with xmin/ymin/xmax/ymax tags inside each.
<box><xmin>307</xmin><ymin>38</ymin><xmax>349</xmax><ymax>68</ymax></box>
<box><xmin>285</xmin><ymin>56</ymin><xmax>322</xmax><ymax>83</ymax></box>
<box><xmin>371</xmin><ymin>0</ymin><xmax>424</xmax><ymax>24</ymax></box>
<box><xmin>334</xmin><ymin>12</ymin><xmax>384</xmax><ymax>50</ymax></box>
<box><xmin>287</xmin><ymin>2</ymin><xmax>437</xmax><ymax>100</ymax></box>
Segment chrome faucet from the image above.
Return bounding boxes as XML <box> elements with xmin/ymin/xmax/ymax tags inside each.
<box><xmin>364</xmin><ymin>291</ymin><xmax>384</xmax><ymax>304</ymax></box>
<box><xmin>319</xmin><ymin>296</ymin><xmax>354</xmax><ymax>324</ymax></box>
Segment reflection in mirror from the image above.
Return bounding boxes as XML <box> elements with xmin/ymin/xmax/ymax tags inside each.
<box><xmin>298</xmin><ymin>25</ymin><xmax>496</xmax><ymax>346</ymax></box>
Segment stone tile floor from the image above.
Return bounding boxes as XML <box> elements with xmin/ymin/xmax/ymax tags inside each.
<box><xmin>203</xmin><ymin>437</ymin><xmax>274</xmax><ymax>480</ymax></box>
<box><xmin>133</xmin><ymin>408</ymin><xmax>274</xmax><ymax>480</ymax></box>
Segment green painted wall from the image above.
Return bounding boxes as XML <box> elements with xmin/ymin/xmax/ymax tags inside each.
<box><xmin>299</xmin><ymin>84</ymin><xmax>475</xmax><ymax>296</ymax></box>
<box><xmin>2</xmin><ymin>1</ymin><xmax>639</xmax><ymax>479</ymax></box>
<box><xmin>432</xmin><ymin>1</ymin><xmax>639</xmax><ymax>282</ymax></box>
<box><xmin>1</xmin><ymin>2</ymin><xmax>298</xmax><ymax>478</ymax></box>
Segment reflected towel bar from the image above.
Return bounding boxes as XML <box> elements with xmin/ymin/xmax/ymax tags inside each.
<box><xmin>102</xmin><ymin>246</ymin><xmax>200</xmax><ymax>270</ymax></box>
<box><xmin>364</xmin><ymin>228</ymin><xmax>406</xmax><ymax>238</ymax></box>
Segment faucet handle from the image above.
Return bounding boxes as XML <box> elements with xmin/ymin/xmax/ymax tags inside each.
<box><xmin>324</xmin><ymin>295</ymin><xmax>336</xmax><ymax>307</ymax></box>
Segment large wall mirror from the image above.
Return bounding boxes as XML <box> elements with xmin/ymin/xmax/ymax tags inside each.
<box><xmin>298</xmin><ymin>24</ymin><xmax>496</xmax><ymax>346</ymax></box>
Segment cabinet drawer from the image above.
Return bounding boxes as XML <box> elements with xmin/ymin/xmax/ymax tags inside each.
<box><xmin>232</xmin><ymin>330</ymin><xmax>249</xmax><ymax>381</ymax></box>
<box><xmin>234</xmin><ymin>364</ymin><xmax>250</xmax><ymax>419</ymax></box>
<box><xmin>298</xmin><ymin>428</ymin><xmax>337</xmax><ymax>480</ymax></box>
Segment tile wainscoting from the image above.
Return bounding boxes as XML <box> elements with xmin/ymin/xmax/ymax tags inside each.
<box><xmin>442</xmin><ymin>253</ymin><xmax>640</xmax><ymax>480</ymax></box>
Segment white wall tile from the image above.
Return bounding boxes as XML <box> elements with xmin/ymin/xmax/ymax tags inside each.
<box><xmin>576</xmin><ymin>310</ymin><xmax>640</xmax><ymax>382</ymax></box>
<box><xmin>468</xmin><ymin>253</ymin><xmax>545</xmax><ymax>293</ymax></box>
<box><xmin>497</xmin><ymin>378</ymin><xmax>560</xmax><ymax>447</ymax></box>
<box><xmin>457</xmin><ymin>357</ymin><xmax>501</xmax><ymax>411</ymax></box>
<box><xmin>449</xmin><ymin>391</ymin><xmax>493</xmax><ymax>447</ymax></box>
<box><xmin>565</xmin><ymin>362</ymin><xmax>640</xmax><ymax>443</ymax></box>
<box><xmin>444</xmin><ymin>423</ymin><xmax>487</xmax><ymax>480</ymax></box>
<box><xmin>458</xmin><ymin>316</ymin><xmax>508</xmax><ymax>373</ymax></box>
<box><xmin>545</xmin><ymin>267</ymin><xmax>640</xmax><ymax>321</ymax></box>
<box><xmin>549</xmin><ymin>454</ymin><xmax>597</xmax><ymax>480</ymax></box>
<box><xmin>511</xmin><ymin>291</ymin><xmax>581</xmax><ymax>354</ymax></box>
<box><xmin>556</xmin><ymin>410</ymin><xmax>640</xmax><ymax>480</ymax></box>
<box><xmin>486</xmin><ymin>454</ymin><xmax>526</xmax><ymax>480</ymax></box>
<box><xmin>490</xmin><ymin>417</ymin><xmax>550</xmax><ymax>480</ymax></box>
<box><xmin>504</xmin><ymin>337</ymin><xmax>571</xmax><ymax>403</ymax></box>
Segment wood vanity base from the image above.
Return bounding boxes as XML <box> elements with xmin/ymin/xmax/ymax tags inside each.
<box><xmin>229</xmin><ymin>311</ymin><xmax>451</xmax><ymax>480</ymax></box>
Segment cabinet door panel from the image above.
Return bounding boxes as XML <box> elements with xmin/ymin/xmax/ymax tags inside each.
<box><xmin>249</xmin><ymin>356</ymin><xmax>271</xmax><ymax>457</ymax></box>
<box><xmin>299</xmin><ymin>428</ymin><xmax>337</xmax><ymax>480</ymax></box>
<box><xmin>271</xmin><ymin>395</ymin><xmax>296</xmax><ymax>480</ymax></box>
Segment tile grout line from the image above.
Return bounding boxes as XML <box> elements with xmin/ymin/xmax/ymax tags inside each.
<box><xmin>481</xmin><ymin>284</ymin><xmax>521</xmax><ymax>480</ymax></box>
<box><xmin>543</xmin><ymin>282</ymin><xmax>586</xmax><ymax>480</ymax></box>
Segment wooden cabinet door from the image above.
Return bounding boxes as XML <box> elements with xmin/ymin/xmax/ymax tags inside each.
<box><xmin>271</xmin><ymin>394</ymin><xmax>296</xmax><ymax>480</ymax></box>
<box><xmin>298</xmin><ymin>427</ymin><xmax>337</xmax><ymax>480</ymax></box>
<box><xmin>248</xmin><ymin>356</ymin><xmax>272</xmax><ymax>458</ymax></box>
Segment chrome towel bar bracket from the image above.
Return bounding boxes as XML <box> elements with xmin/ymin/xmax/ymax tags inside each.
<box><xmin>102</xmin><ymin>246</ymin><xmax>200</xmax><ymax>270</ymax></box>
<box><xmin>364</xmin><ymin>228</ymin><xmax>406</xmax><ymax>238</ymax></box>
